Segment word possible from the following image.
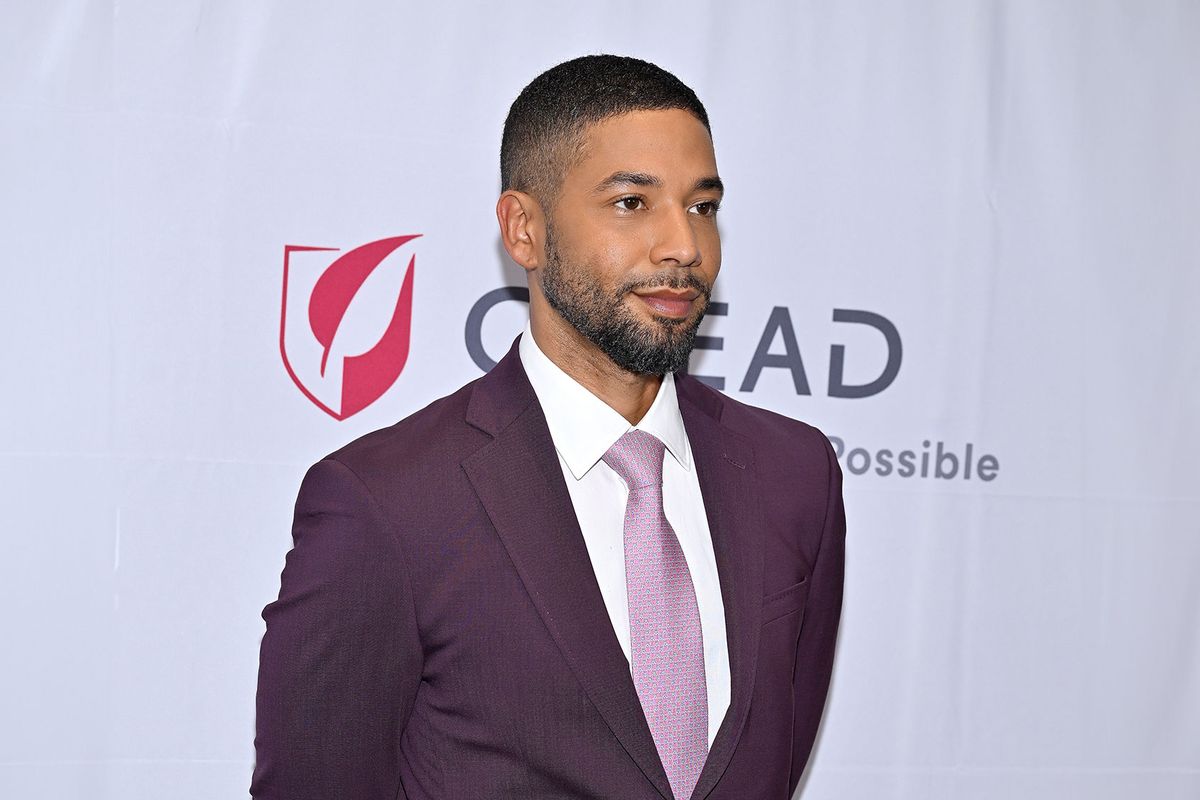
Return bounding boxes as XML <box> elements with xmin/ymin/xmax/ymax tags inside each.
<box><xmin>828</xmin><ymin>437</ymin><xmax>999</xmax><ymax>481</ymax></box>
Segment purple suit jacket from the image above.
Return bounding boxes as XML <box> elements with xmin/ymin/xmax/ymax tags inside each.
<box><xmin>252</xmin><ymin>337</ymin><xmax>845</xmax><ymax>800</ymax></box>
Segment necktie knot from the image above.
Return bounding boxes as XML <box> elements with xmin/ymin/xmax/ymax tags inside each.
<box><xmin>602</xmin><ymin>429</ymin><xmax>666</xmax><ymax>489</ymax></box>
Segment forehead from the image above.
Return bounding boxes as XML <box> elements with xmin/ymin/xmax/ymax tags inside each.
<box><xmin>564</xmin><ymin>108</ymin><xmax>718</xmax><ymax>189</ymax></box>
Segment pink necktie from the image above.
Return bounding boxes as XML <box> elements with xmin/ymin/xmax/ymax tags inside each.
<box><xmin>603</xmin><ymin>429</ymin><xmax>708</xmax><ymax>800</ymax></box>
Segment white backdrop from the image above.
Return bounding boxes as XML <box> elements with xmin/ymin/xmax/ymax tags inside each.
<box><xmin>2</xmin><ymin>2</ymin><xmax>1198</xmax><ymax>798</ymax></box>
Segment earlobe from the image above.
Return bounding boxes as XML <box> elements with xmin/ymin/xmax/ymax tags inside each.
<box><xmin>496</xmin><ymin>191</ymin><xmax>542</xmax><ymax>272</ymax></box>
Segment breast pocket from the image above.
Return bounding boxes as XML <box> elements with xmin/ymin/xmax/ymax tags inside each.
<box><xmin>760</xmin><ymin>575</ymin><xmax>810</xmax><ymax>625</ymax></box>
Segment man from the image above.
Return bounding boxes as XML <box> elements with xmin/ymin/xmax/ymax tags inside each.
<box><xmin>253</xmin><ymin>54</ymin><xmax>845</xmax><ymax>800</ymax></box>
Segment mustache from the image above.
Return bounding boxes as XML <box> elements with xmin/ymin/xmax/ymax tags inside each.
<box><xmin>618</xmin><ymin>272</ymin><xmax>712</xmax><ymax>299</ymax></box>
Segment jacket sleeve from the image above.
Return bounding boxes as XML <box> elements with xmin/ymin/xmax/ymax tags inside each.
<box><xmin>251</xmin><ymin>458</ymin><xmax>423</xmax><ymax>799</ymax></box>
<box><xmin>787</xmin><ymin>434</ymin><xmax>847</xmax><ymax>795</ymax></box>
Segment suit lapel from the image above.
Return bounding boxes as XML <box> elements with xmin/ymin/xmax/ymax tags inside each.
<box><xmin>677</xmin><ymin>378</ymin><xmax>765</xmax><ymax>800</ymax></box>
<box><xmin>462</xmin><ymin>341</ymin><xmax>675</xmax><ymax>799</ymax></box>
<box><xmin>461</xmin><ymin>344</ymin><xmax>764</xmax><ymax>800</ymax></box>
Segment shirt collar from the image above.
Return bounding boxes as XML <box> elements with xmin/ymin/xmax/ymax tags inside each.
<box><xmin>518</xmin><ymin>322</ymin><xmax>692</xmax><ymax>481</ymax></box>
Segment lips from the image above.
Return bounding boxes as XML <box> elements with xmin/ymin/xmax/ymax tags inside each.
<box><xmin>634</xmin><ymin>288</ymin><xmax>699</xmax><ymax>318</ymax></box>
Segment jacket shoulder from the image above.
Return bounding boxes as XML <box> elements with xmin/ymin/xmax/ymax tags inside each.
<box><xmin>317</xmin><ymin>377</ymin><xmax>488</xmax><ymax>487</ymax></box>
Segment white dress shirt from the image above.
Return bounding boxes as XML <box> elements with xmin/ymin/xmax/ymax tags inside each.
<box><xmin>518</xmin><ymin>324</ymin><xmax>731</xmax><ymax>747</ymax></box>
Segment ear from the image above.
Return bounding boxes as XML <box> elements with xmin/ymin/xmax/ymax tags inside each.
<box><xmin>496</xmin><ymin>190</ymin><xmax>545</xmax><ymax>272</ymax></box>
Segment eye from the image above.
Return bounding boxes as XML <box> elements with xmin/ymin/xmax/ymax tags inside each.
<box><xmin>690</xmin><ymin>200</ymin><xmax>720</xmax><ymax>217</ymax></box>
<box><xmin>615</xmin><ymin>196</ymin><xmax>646</xmax><ymax>211</ymax></box>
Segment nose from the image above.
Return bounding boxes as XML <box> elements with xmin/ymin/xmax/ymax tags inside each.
<box><xmin>648</xmin><ymin>206</ymin><xmax>701</xmax><ymax>268</ymax></box>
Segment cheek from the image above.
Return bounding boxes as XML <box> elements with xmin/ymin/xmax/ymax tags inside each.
<box><xmin>597</xmin><ymin>237</ymin><xmax>650</xmax><ymax>281</ymax></box>
<box><xmin>699</xmin><ymin>227</ymin><xmax>722</xmax><ymax>279</ymax></box>
<box><xmin>564</xmin><ymin>217</ymin><xmax>644</xmax><ymax>273</ymax></box>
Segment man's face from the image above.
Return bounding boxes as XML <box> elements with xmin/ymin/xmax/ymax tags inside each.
<box><xmin>538</xmin><ymin>108</ymin><xmax>723</xmax><ymax>375</ymax></box>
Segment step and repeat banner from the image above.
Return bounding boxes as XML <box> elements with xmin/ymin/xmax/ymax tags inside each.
<box><xmin>2</xmin><ymin>2</ymin><xmax>1198</xmax><ymax>798</ymax></box>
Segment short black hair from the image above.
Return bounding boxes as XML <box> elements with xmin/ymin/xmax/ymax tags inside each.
<box><xmin>500</xmin><ymin>54</ymin><xmax>710</xmax><ymax>208</ymax></box>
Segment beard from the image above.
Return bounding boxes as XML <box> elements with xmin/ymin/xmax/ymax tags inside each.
<box><xmin>539</xmin><ymin>221</ymin><xmax>712</xmax><ymax>376</ymax></box>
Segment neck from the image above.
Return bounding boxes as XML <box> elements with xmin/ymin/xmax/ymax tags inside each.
<box><xmin>529</xmin><ymin>308</ymin><xmax>662</xmax><ymax>426</ymax></box>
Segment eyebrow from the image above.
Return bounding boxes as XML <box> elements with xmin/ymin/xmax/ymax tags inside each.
<box><xmin>593</xmin><ymin>171</ymin><xmax>662</xmax><ymax>193</ymax></box>
<box><xmin>591</xmin><ymin>171</ymin><xmax>725</xmax><ymax>196</ymax></box>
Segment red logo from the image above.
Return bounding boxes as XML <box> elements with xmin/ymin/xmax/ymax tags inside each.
<box><xmin>280</xmin><ymin>235</ymin><xmax>419</xmax><ymax>420</ymax></box>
